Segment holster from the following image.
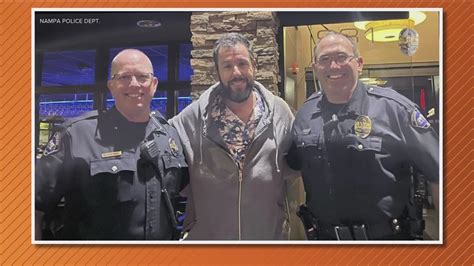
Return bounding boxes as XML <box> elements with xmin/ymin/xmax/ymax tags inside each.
<box><xmin>406</xmin><ymin>171</ymin><xmax>426</xmax><ymax>240</ymax></box>
<box><xmin>296</xmin><ymin>205</ymin><xmax>319</xmax><ymax>240</ymax></box>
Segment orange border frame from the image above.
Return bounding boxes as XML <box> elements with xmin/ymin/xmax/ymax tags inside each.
<box><xmin>1</xmin><ymin>0</ymin><xmax>472</xmax><ymax>264</ymax></box>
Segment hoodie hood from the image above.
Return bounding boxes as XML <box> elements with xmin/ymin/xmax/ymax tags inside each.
<box><xmin>198</xmin><ymin>81</ymin><xmax>276</xmax><ymax>126</ymax></box>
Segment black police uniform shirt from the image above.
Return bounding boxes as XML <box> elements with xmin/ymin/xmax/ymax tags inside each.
<box><xmin>287</xmin><ymin>81</ymin><xmax>439</xmax><ymax>228</ymax></box>
<box><xmin>35</xmin><ymin>107</ymin><xmax>188</xmax><ymax>240</ymax></box>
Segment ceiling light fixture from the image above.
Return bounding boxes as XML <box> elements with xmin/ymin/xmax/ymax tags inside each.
<box><xmin>137</xmin><ymin>19</ymin><xmax>162</xmax><ymax>28</ymax></box>
<box><xmin>354</xmin><ymin>11</ymin><xmax>426</xmax><ymax>42</ymax></box>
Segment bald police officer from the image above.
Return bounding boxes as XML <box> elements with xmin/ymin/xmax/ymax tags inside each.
<box><xmin>35</xmin><ymin>49</ymin><xmax>188</xmax><ymax>240</ymax></box>
<box><xmin>287</xmin><ymin>32</ymin><xmax>439</xmax><ymax>240</ymax></box>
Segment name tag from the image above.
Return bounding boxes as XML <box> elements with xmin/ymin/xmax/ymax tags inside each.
<box><xmin>101</xmin><ymin>151</ymin><xmax>122</xmax><ymax>158</ymax></box>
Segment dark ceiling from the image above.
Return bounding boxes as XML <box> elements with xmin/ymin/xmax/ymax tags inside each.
<box><xmin>277</xmin><ymin>11</ymin><xmax>408</xmax><ymax>26</ymax></box>
<box><xmin>35</xmin><ymin>11</ymin><xmax>408</xmax><ymax>51</ymax></box>
<box><xmin>35</xmin><ymin>12</ymin><xmax>193</xmax><ymax>50</ymax></box>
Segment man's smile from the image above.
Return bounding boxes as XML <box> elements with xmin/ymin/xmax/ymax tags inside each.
<box><xmin>327</xmin><ymin>74</ymin><xmax>344</xmax><ymax>79</ymax></box>
<box><xmin>125</xmin><ymin>93</ymin><xmax>144</xmax><ymax>99</ymax></box>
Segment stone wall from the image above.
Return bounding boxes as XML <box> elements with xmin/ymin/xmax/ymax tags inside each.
<box><xmin>190</xmin><ymin>11</ymin><xmax>279</xmax><ymax>100</ymax></box>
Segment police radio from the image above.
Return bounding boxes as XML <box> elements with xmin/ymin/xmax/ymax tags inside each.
<box><xmin>140</xmin><ymin>139</ymin><xmax>179</xmax><ymax>232</ymax></box>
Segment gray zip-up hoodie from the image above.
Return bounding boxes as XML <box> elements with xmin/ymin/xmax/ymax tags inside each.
<box><xmin>170</xmin><ymin>81</ymin><xmax>303</xmax><ymax>240</ymax></box>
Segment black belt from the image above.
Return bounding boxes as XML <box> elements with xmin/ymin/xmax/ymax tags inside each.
<box><xmin>315</xmin><ymin>218</ymin><xmax>412</xmax><ymax>240</ymax></box>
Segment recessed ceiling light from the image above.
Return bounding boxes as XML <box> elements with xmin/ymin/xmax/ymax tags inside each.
<box><xmin>137</xmin><ymin>19</ymin><xmax>162</xmax><ymax>28</ymax></box>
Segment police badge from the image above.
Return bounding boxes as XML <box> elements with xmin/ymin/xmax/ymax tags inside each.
<box><xmin>354</xmin><ymin>115</ymin><xmax>372</xmax><ymax>138</ymax></box>
<box><xmin>168</xmin><ymin>138</ymin><xmax>179</xmax><ymax>156</ymax></box>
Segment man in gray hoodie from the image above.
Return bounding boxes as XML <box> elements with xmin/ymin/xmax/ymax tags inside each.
<box><xmin>170</xmin><ymin>33</ymin><xmax>304</xmax><ymax>240</ymax></box>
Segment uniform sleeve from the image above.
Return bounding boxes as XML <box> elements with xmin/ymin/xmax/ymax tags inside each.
<box><xmin>276</xmin><ymin>102</ymin><xmax>305</xmax><ymax>239</ymax></box>
<box><xmin>401</xmin><ymin>108</ymin><xmax>440</xmax><ymax>183</ymax></box>
<box><xmin>35</xmin><ymin>129</ymin><xmax>72</xmax><ymax>214</ymax></box>
<box><xmin>285</xmin><ymin>123</ymin><xmax>302</xmax><ymax>171</ymax></box>
<box><xmin>181</xmin><ymin>185</ymin><xmax>197</xmax><ymax>235</ymax></box>
<box><xmin>277</xmin><ymin>99</ymin><xmax>301</xmax><ymax>180</ymax></box>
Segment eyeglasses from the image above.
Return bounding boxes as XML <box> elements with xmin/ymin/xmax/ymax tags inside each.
<box><xmin>112</xmin><ymin>73</ymin><xmax>153</xmax><ymax>84</ymax></box>
<box><xmin>316</xmin><ymin>54</ymin><xmax>355</xmax><ymax>66</ymax></box>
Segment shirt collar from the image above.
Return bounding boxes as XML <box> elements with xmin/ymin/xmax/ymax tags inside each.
<box><xmin>313</xmin><ymin>81</ymin><xmax>367</xmax><ymax>116</ymax></box>
<box><xmin>95</xmin><ymin>106</ymin><xmax>159</xmax><ymax>142</ymax></box>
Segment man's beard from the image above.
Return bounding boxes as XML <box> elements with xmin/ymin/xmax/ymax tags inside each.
<box><xmin>220</xmin><ymin>77</ymin><xmax>254</xmax><ymax>103</ymax></box>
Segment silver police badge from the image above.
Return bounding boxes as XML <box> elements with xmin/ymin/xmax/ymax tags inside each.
<box><xmin>411</xmin><ymin>109</ymin><xmax>431</xmax><ymax>129</ymax></box>
<box><xmin>168</xmin><ymin>138</ymin><xmax>179</xmax><ymax>156</ymax></box>
<box><xmin>354</xmin><ymin>115</ymin><xmax>372</xmax><ymax>138</ymax></box>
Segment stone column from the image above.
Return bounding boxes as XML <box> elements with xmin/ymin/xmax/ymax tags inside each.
<box><xmin>190</xmin><ymin>11</ymin><xmax>280</xmax><ymax>100</ymax></box>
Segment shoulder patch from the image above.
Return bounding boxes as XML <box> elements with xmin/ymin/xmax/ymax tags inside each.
<box><xmin>43</xmin><ymin>132</ymin><xmax>61</xmax><ymax>156</ymax></box>
<box><xmin>151</xmin><ymin>111</ymin><xmax>168</xmax><ymax>125</ymax></box>
<box><xmin>411</xmin><ymin>109</ymin><xmax>431</xmax><ymax>129</ymax></box>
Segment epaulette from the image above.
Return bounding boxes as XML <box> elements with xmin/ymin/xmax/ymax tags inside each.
<box><xmin>304</xmin><ymin>90</ymin><xmax>323</xmax><ymax>103</ymax></box>
<box><xmin>60</xmin><ymin>110</ymin><xmax>100</xmax><ymax>129</ymax></box>
<box><xmin>150</xmin><ymin>111</ymin><xmax>169</xmax><ymax>125</ymax></box>
<box><xmin>366</xmin><ymin>86</ymin><xmax>418</xmax><ymax>111</ymax></box>
<box><xmin>367</xmin><ymin>85</ymin><xmax>432</xmax><ymax>129</ymax></box>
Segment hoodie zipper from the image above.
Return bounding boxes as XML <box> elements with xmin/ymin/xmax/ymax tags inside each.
<box><xmin>237</xmin><ymin>120</ymin><xmax>271</xmax><ymax>240</ymax></box>
<box><xmin>237</xmin><ymin>162</ymin><xmax>243</xmax><ymax>240</ymax></box>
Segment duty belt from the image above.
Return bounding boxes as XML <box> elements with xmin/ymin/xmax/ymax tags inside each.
<box><xmin>315</xmin><ymin>218</ymin><xmax>414</xmax><ymax>240</ymax></box>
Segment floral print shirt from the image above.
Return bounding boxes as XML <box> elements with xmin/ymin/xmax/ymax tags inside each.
<box><xmin>210</xmin><ymin>89</ymin><xmax>265</xmax><ymax>172</ymax></box>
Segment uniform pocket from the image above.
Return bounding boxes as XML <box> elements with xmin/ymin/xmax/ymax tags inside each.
<box><xmin>89</xmin><ymin>156</ymin><xmax>137</xmax><ymax>203</ymax></box>
<box><xmin>296</xmin><ymin>134</ymin><xmax>323</xmax><ymax>198</ymax></box>
<box><xmin>344</xmin><ymin>135</ymin><xmax>382</xmax><ymax>152</ymax></box>
<box><xmin>162</xmin><ymin>154</ymin><xmax>187</xmax><ymax>169</ymax></box>
<box><xmin>296</xmin><ymin>133</ymin><xmax>319</xmax><ymax>148</ymax></box>
<box><xmin>339</xmin><ymin>135</ymin><xmax>384</xmax><ymax>197</ymax></box>
<box><xmin>297</xmin><ymin>134</ymin><xmax>322</xmax><ymax>165</ymax></box>
<box><xmin>161</xmin><ymin>154</ymin><xmax>188</xmax><ymax>195</ymax></box>
<box><xmin>90</xmin><ymin>157</ymin><xmax>137</xmax><ymax>176</ymax></box>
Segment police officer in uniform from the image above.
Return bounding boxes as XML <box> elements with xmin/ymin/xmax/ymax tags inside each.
<box><xmin>35</xmin><ymin>49</ymin><xmax>188</xmax><ymax>240</ymax></box>
<box><xmin>287</xmin><ymin>32</ymin><xmax>439</xmax><ymax>240</ymax></box>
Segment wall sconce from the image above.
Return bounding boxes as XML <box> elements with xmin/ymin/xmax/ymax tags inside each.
<box><xmin>354</xmin><ymin>11</ymin><xmax>426</xmax><ymax>42</ymax></box>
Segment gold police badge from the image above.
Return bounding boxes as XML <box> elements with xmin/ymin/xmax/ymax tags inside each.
<box><xmin>169</xmin><ymin>138</ymin><xmax>179</xmax><ymax>156</ymax></box>
<box><xmin>354</xmin><ymin>115</ymin><xmax>372</xmax><ymax>138</ymax></box>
